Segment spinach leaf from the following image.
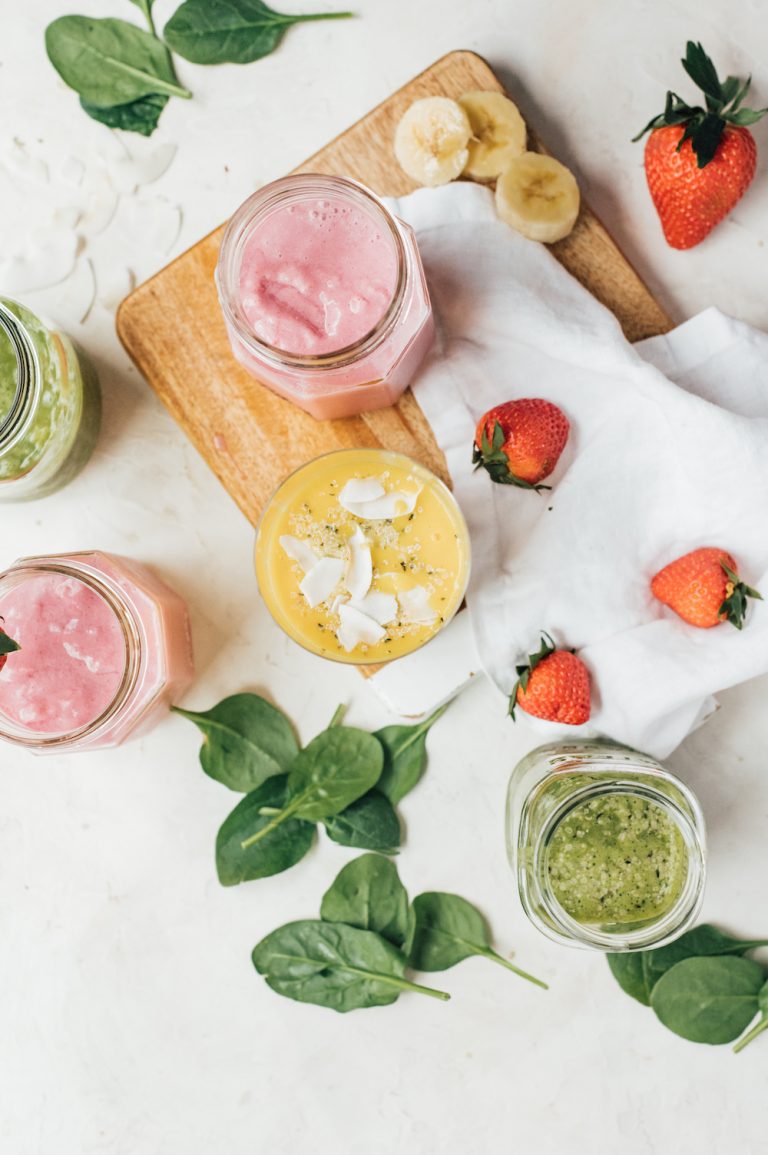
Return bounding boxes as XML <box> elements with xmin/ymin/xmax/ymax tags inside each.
<box><xmin>216</xmin><ymin>777</ymin><xmax>314</xmax><ymax>885</ymax></box>
<box><xmin>323</xmin><ymin>789</ymin><xmax>400</xmax><ymax>852</ymax></box>
<box><xmin>45</xmin><ymin>17</ymin><xmax>192</xmax><ymax>106</ymax></box>
<box><xmin>320</xmin><ymin>854</ymin><xmax>411</xmax><ymax>947</ymax></box>
<box><xmin>374</xmin><ymin>703</ymin><xmax>448</xmax><ymax>806</ymax></box>
<box><xmin>252</xmin><ymin>920</ymin><xmax>449</xmax><ymax>1012</ymax></box>
<box><xmin>650</xmin><ymin>956</ymin><xmax>764</xmax><ymax>1044</ymax></box>
<box><xmin>80</xmin><ymin>93</ymin><xmax>168</xmax><ymax>136</ymax></box>
<box><xmin>173</xmin><ymin>693</ymin><xmax>299</xmax><ymax>792</ymax></box>
<box><xmin>409</xmin><ymin>892</ymin><xmax>547</xmax><ymax>988</ymax></box>
<box><xmin>644</xmin><ymin>925</ymin><xmax>768</xmax><ymax>992</ymax></box>
<box><xmin>607</xmin><ymin>952</ymin><xmax>652</xmax><ymax>1006</ymax></box>
<box><xmin>733</xmin><ymin>979</ymin><xmax>768</xmax><ymax>1053</ymax></box>
<box><xmin>164</xmin><ymin>0</ymin><xmax>353</xmax><ymax>66</ymax></box>
<box><xmin>239</xmin><ymin>726</ymin><xmax>383</xmax><ymax>850</ymax></box>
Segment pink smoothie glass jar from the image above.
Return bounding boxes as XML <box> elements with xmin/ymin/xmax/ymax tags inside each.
<box><xmin>0</xmin><ymin>551</ymin><xmax>194</xmax><ymax>753</ymax></box>
<box><xmin>215</xmin><ymin>174</ymin><xmax>435</xmax><ymax>420</ymax></box>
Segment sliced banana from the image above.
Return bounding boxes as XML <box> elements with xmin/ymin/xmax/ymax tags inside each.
<box><xmin>495</xmin><ymin>152</ymin><xmax>580</xmax><ymax>243</ymax></box>
<box><xmin>394</xmin><ymin>96</ymin><xmax>472</xmax><ymax>187</ymax></box>
<box><xmin>459</xmin><ymin>91</ymin><xmax>527</xmax><ymax>180</ymax></box>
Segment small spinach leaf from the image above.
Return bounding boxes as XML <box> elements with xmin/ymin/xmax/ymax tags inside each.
<box><xmin>374</xmin><ymin>703</ymin><xmax>448</xmax><ymax>805</ymax></box>
<box><xmin>733</xmin><ymin>979</ymin><xmax>768</xmax><ymax>1053</ymax></box>
<box><xmin>45</xmin><ymin>16</ymin><xmax>192</xmax><ymax>106</ymax></box>
<box><xmin>320</xmin><ymin>854</ymin><xmax>411</xmax><ymax>947</ymax></box>
<box><xmin>644</xmin><ymin>925</ymin><xmax>768</xmax><ymax>991</ymax></box>
<box><xmin>173</xmin><ymin>693</ymin><xmax>299</xmax><ymax>792</ymax></box>
<box><xmin>164</xmin><ymin>0</ymin><xmax>353</xmax><ymax>66</ymax></box>
<box><xmin>80</xmin><ymin>93</ymin><xmax>168</xmax><ymax>136</ymax></box>
<box><xmin>216</xmin><ymin>777</ymin><xmax>314</xmax><ymax>885</ymax></box>
<box><xmin>323</xmin><ymin>789</ymin><xmax>400</xmax><ymax>852</ymax></box>
<box><xmin>287</xmin><ymin>726</ymin><xmax>383</xmax><ymax>821</ymax></box>
<box><xmin>252</xmin><ymin>920</ymin><xmax>449</xmax><ymax>1012</ymax></box>
<box><xmin>409</xmin><ymin>892</ymin><xmax>547</xmax><ymax>988</ymax></box>
<box><xmin>650</xmin><ymin>956</ymin><xmax>764</xmax><ymax>1044</ymax></box>
<box><xmin>607</xmin><ymin>952</ymin><xmax>653</xmax><ymax>1007</ymax></box>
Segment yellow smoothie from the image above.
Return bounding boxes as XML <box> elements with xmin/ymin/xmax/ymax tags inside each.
<box><xmin>255</xmin><ymin>449</ymin><xmax>470</xmax><ymax>663</ymax></box>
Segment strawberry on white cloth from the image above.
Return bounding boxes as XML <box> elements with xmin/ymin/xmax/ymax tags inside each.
<box><xmin>385</xmin><ymin>182</ymin><xmax>768</xmax><ymax>758</ymax></box>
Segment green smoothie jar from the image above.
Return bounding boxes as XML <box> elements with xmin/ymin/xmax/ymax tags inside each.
<box><xmin>0</xmin><ymin>297</ymin><xmax>101</xmax><ymax>500</ymax></box>
<box><xmin>506</xmin><ymin>741</ymin><xmax>706</xmax><ymax>951</ymax></box>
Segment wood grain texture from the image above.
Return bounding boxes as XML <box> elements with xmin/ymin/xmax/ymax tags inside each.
<box><xmin>116</xmin><ymin>50</ymin><xmax>673</xmax><ymax>527</ymax></box>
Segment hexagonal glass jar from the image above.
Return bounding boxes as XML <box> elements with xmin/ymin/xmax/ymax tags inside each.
<box><xmin>0</xmin><ymin>551</ymin><xmax>194</xmax><ymax>753</ymax></box>
<box><xmin>216</xmin><ymin>174</ymin><xmax>435</xmax><ymax>420</ymax></box>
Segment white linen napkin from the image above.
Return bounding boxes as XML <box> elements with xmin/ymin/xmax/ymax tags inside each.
<box><xmin>386</xmin><ymin>183</ymin><xmax>768</xmax><ymax>759</ymax></box>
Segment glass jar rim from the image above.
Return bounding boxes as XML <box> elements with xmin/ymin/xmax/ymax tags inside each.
<box><xmin>254</xmin><ymin>447</ymin><xmax>471</xmax><ymax>666</ymax></box>
<box><xmin>215</xmin><ymin>173</ymin><xmax>409</xmax><ymax>370</ymax></box>
<box><xmin>0</xmin><ymin>558</ymin><xmax>142</xmax><ymax>748</ymax></box>
<box><xmin>532</xmin><ymin>776</ymin><xmax>706</xmax><ymax>951</ymax></box>
<box><xmin>0</xmin><ymin>299</ymin><xmax>40</xmax><ymax>452</ymax></box>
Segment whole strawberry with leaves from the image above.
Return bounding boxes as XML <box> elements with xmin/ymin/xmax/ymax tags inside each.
<box><xmin>0</xmin><ymin>623</ymin><xmax>20</xmax><ymax>673</ymax></box>
<box><xmin>651</xmin><ymin>547</ymin><xmax>762</xmax><ymax>629</ymax></box>
<box><xmin>634</xmin><ymin>41</ymin><xmax>767</xmax><ymax>249</ymax></box>
<box><xmin>509</xmin><ymin>633</ymin><xmax>591</xmax><ymax>725</ymax></box>
<box><xmin>473</xmin><ymin>398</ymin><xmax>569</xmax><ymax>491</ymax></box>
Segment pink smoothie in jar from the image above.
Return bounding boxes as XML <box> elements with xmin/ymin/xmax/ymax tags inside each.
<box><xmin>216</xmin><ymin>174</ymin><xmax>435</xmax><ymax>420</ymax></box>
<box><xmin>0</xmin><ymin>551</ymin><xmax>194</xmax><ymax>753</ymax></box>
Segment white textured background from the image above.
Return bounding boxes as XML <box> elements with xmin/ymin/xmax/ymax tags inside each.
<box><xmin>2</xmin><ymin>1</ymin><xmax>768</xmax><ymax>1152</ymax></box>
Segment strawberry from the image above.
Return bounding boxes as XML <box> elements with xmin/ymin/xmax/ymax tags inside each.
<box><xmin>0</xmin><ymin>623</ymin><xmax>20</xmax><ymax>673</ymax></box>
<box><xmin>651</xmin><ymin>547</ymin><xmax>762</xmax><ymax>629</ymax></box>
<box><xmin>509</xmin><ymin>633</ymin><xmax>591</xmax><ymax>725</ymax></box>
<box><xmin>473</xmin><ymin>398</ymin><xmax>569</xmax><ymax>490</ymax></box>
<box><xmin>634</xmin><ymin>41</ymin><xmax>767</xmax><ymax>250</ymax></box>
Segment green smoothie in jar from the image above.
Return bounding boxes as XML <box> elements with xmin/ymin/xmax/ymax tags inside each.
<box><xmin>506</xmin><ymin>741</ymin><xmax>706</xmax><ymax>951</ymax></box>
<box><xmin>0</xmin><ymin>298</ymin><xmax>101</xmax><ymax>500</ymax></box>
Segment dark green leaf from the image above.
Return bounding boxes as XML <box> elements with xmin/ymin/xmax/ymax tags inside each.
<box><xmin>726</xmin><ymin>107</ymin><xmax>768</xmax><ymax>127</ymax></box>
<box><xmin>606</xmin><ymin>952</ymin><xmax>652</xmax><ymax>1006</ymax></box>
<box><xmin>173</xmin><ymin>693</ymin><xmax>299</xmax><ymax>792</ymax></box>
<box><xmin>215</xmin><ymin>777</ymin><xmax>314</xmax><ymax>885</ymax></box>
<box><xmin>408</xmin><ymin>892</ymin><xmax>546</xmax><ymax>987</ymax></box>
<box><xmin>374</xmin><ymin>702</ymin><xmax>448</xmax><ymax>805</ymax></box>
<box><xmin>323</xmin><ymin>790</ymin><xmax>401</xmax><ymax>852</ymax></box>
<box><xmin>45</xmin><ymin>16</ymin><xmax>191</xmax><ymax>106</ymax></box>
<box><xmin>681</xmin><ymin>41</ymin><xmax>724</xmax><ymax>107</ymax></box>
<box><xmin>651</xmin><ymin>956</ymin><xmax>764</xmax><ymax>1044</ymax></box>
<box><xmin>0</xmin><ymin>632</ymin><xmax>20</xmax><ymax>657</ymax></box>
<box><xmin>688</xmin><ymin>112</ymin><xmax>725</xmax><ymax>168</ymax></box>
<box><xmin>80</xmin><ymin>92</ymin><xmax>168</xmax><ymax>136</ymax></box>
<box><xmin>251</xmin><ymin>920</ymin><xmax>449</xmax><ymax>1012</ymax></box>
<box><xmin>164</xmin><ymin>0</ymin><xmax>353</xmax><ymax>66</ymax></box>
<box><xmin>287</xmin><ymin>726</ymin><xmax>383</xmax><ymax>822</ymax></box>
<box><xmin>720</xmin><ymin>75</ymin><xmax>740</xmax><ymax>105</ymax></box>
<box><xmin>320</xmin><ymin>853</ymin><xmax>411</xmax><ymax>946</ymax></box>
<box><xmin>644</xmin><ymin>924</ymin><xmax>768</xmax><ymax>992</ymax></box>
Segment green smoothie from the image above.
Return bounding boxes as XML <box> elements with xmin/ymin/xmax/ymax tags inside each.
<box><xmin>545</xmin><ymin>789</ymin><xmax>688</xmax><ymax>925</ymax></box>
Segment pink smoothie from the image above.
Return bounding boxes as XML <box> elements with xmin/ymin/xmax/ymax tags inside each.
<box><xmin>238</xmin><ymin>197</ymin><xmax>399</xmax><ymax>356</ymax></box>
<box><xmin>0</xmin><ymin>572</ymin><xmax>125</xmax><ymax>734</ymax></box>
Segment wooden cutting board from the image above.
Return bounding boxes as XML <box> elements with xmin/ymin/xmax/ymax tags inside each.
<box><xmin>116</xmin><ymin>49</ymin><xmax>672</xmax><ymax>525</ymax></box>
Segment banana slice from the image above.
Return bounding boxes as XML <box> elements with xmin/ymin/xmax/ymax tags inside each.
<box><xmin>394</xmin><ymin>96</ymin><xmax>472</xmax><ymax>187</ymax></box>
<box><xmin>495</xmin><ymin>152</ymin><xmax>580</xmax><ymax>243</ymax></box>
<box><xmin>459</xmin><ymin>91</ymin><xmax>527</xmax><ymax>180</ymax></box>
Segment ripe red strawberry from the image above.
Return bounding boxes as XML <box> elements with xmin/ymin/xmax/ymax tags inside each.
<box><xmin>635</xmin><ymin>42</ymin><xmax>767</xmax><ymax>250</ymax></box>
<box><xmin>0</xmin><ymin>623</ymin><xmax>20</xmax><ymax>673</ymax></box>
<box><xmin>473</xmin><ymin>398</ymin><xmax>569</xmax><ymax>490</ymax></box>
<box><xmin>509</xmin><ymin>633</ymin><xmax>591</xmax><ymax>725</ymax></box>
<box><xmin>651</xmin><ymin>547</ymin><xmax>762</xmax><ymax>629</ymax></box>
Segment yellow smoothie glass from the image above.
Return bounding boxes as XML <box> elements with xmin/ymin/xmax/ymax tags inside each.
<box><xmin>255</xmin><ymin>449</ymin><xmax>470</xmax><ymax>664</ymax></box>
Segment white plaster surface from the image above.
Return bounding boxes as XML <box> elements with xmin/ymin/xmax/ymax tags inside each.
<box><xmin>2</xmin><ymin>2</ymin><xmax>768</xmax><ymax>1152</ymax></box>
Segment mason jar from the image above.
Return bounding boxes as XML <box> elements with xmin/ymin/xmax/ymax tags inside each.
<box><xmin>216</xmin><ymin>174</ymin><xmax>435</xmax><ymax>420</ymax></box>
<box><xmin>0</xmin><ymin>298</ymin><xmax>101</xmax><ymax>501</ymax></box>
<box><xmin>0</xmin><ymin>551</ymin><xmax>194</xmax><ymax>753</ymax></box>
<box><xmin>506</xmin><ymin>740</ymin><xmax>706</xmax><ymax>951</ymax></box>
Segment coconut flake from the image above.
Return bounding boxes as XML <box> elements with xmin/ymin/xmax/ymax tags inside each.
<box><xmin>344</xmin><ymin>526</ymin><xmax>373</xmax><ymax>601</ymax></box>
<box><xmin>339</xmin><ymin>475</ymin><xmax>421</xmax><ymax>520</ymax></box>
<box><xmin>279</xmin><ymin>535</ymin><xmax>319</xmax><ymax>573</ymax></box>
<box><xmin>398</xmin><ymin>585</ymin><xmax>438</xmax><ymax>624</ymax></box>
<box><xmin>349</xmin><ymin>591</ymin><xmax>398</xmax><ymax>626</ymax></box>
<box><xmin>300</xmin><ymin>558</ymin><xmax>345</xmax><ymax>608</ymax></box>
<box><xmin>336</xmin><ymin>603</ymin><xmax>386</xmax><ymax>652</ymax></box>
